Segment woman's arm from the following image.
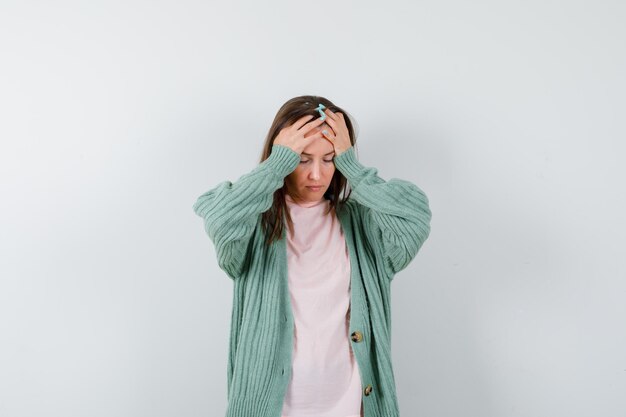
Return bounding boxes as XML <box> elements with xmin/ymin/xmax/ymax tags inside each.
<box><xmin>333</xmin><ymin>146</ymin><xmax>432</xmax><ymax>278</ymax></box>
<box><xmin>192</xmin><ymin>144</ymin><xmax>300</xmax><ymax>279</ymax></box>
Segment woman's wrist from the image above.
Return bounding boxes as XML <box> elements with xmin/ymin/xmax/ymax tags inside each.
<box><xmin>334</xmin><ymin>145</ymin><xmax>352</xmax><ymax>157</ymax></box>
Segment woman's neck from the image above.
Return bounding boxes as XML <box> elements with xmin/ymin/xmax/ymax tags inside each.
<box><xmin>285</xmin><ymin>193</ymin><xmax>325</xmax><ymax>208</ymax></box>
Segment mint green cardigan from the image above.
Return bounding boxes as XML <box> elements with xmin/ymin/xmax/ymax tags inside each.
<box><xmin>193</xmin><ymin>144</ymin><xmax>432</xmax><ymax>417</ymax></box>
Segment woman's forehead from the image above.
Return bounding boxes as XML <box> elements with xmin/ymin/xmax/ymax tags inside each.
<box><xmin>302</xmin><ymin>136</ymin><xmax>335</xmax><ymax>156</ymax></box>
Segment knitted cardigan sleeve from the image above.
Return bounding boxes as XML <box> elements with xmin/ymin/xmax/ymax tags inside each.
<box><xmin>333</xmin><ymin>146</ymin><xmax>432</xmax><ymax>278</ymax></box>
<box><xmin>192</xmin><ymin>144</ymin><xmax>300</xmax><ymax>279</ymax></box>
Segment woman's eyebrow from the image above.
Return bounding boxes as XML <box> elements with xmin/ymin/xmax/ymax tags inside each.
<box><xmin>301</xmin><ymin>151</ymin><xmax>336</xmax><ymax>156</ymax></box>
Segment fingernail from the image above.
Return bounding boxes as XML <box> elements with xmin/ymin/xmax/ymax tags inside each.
<box><xmin>322</xmin><ymin>129</ymin><xmax>329</xmax><ymax>135</ymax></box>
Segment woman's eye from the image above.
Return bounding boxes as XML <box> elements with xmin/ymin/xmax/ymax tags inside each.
<box><xmin>299</xmin><ymin>159</ymin><xmax>333</xmax><ymax>164</ymax></box>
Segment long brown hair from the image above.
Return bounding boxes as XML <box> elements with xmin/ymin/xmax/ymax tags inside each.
<box><xmin>259</xmin><ymin>95</ymin><xmax>358</xmax><ymax>245</ymax></box>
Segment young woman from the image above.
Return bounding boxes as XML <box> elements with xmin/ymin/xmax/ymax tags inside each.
<box><xmin>193</xmin><ymin>96</ymin><xmax>432</xmax><ymax>417</ymax></box>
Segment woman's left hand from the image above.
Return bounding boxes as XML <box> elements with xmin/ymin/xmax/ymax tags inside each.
<box><xmin>321</xmin><ymin>109</ymin><xmax>352</xmax><ymax>156</ymax></box>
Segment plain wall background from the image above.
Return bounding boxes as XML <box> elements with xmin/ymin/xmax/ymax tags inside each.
<box><xmin>1</xmin><ymin>1</ymin><xmax>624</xmax><ymax>416</ymax></box>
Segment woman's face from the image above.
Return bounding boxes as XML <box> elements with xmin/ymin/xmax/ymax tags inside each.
<box><xmin>284</xmin><ymin>123</ymin><xmax>336</xmax><ymax>204</ymax></box>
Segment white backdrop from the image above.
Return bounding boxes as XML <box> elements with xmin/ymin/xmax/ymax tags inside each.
<box><xmin>1</xmin><ymin>1</ymin><xmax>624</xmax><ymax>416</ymax></box>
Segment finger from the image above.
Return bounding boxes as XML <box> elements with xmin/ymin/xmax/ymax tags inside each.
<box><xmin>305</xmin><ymin>131</ymin><xmax>326</xmax><ymax>142</ymax></box>
<box><xmin>322</xmin><ymin>124</ymin><xmax>336</xmax><ymax>135</ymax></box>
<box><xmin>321</xmin><ymin>128</ymin><xmax>335</xmax><ymax>141</ymax></box>
<box><xmin>291</xmin><ymin>114</ymin><xmax>315</xmax><ymax>130</ymax></box>
<box><xmin>299</xmin><ymin>116</ymin><xmax>326</xmax><ymax>134</ymax></box>
<box><xmin>323</xmin><ymin>108</ymin><xmax>339</xmax><ymax>121</ymax></box>
<box><xmin>322</xmin><ymin>132</ymin><xmax>335</xmax><ymax>146</ymax></box>
<box><xmin>321</xmin><ymin>114</ymin><xmax>339</xmax><ymax>130</ymax></box>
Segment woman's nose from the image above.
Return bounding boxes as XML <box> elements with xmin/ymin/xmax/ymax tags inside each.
<box><xmin>309</xmin><ymin>163</ymin><xmax>321</xmax><ymax>180</ymax></box>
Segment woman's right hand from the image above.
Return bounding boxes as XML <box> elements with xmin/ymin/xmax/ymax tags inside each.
<box><xmin>273</xmin><ymin>114</ymin><xmax>326</xmax><ymax>155</ymax></box>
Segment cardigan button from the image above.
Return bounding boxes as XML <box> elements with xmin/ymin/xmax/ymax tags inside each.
<box><xmin>364</xmin><ymin>384</ymin><xmax>373</xmax><ymax>396</ymax></box>
<box><xmin>351</xmin><ymin>331</ymin><xmax>363</xmax><ymax>342</ymax></box>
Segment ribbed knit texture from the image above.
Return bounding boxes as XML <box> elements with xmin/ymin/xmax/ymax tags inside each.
<box><xmin>193</xmin><ymin>144</ymin><xmax>432</xmax><ymax>417</ymax></box>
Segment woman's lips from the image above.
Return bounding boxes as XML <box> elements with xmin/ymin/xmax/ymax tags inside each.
<box><xmin>306</xmin><ymin>186</ymin><xmax>322</xmax><ymax>191</ymax></box>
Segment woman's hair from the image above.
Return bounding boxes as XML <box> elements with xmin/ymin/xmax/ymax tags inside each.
<box><xmin>259</xmin><ymin>95</ymin><xmax>358</xmax><ymax>245</ymax></box>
